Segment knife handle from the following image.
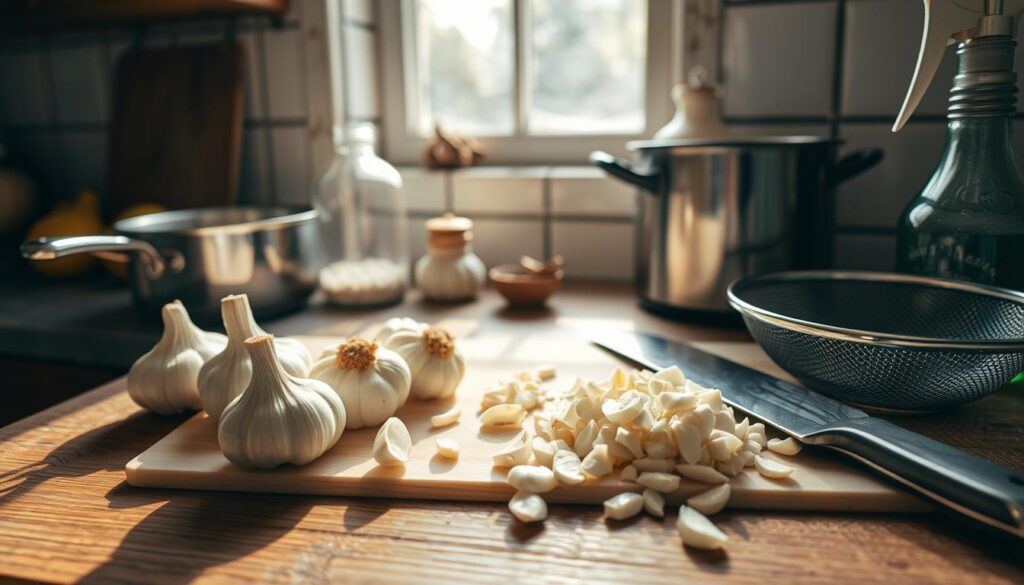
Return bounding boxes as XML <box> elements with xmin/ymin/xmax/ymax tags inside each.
<box><xmin>805</xmin><ymin>417</ymin><xmax>1024</xmax><ymax>538</ymax></box>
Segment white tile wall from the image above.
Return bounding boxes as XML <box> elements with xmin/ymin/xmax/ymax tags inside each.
<box><xmin>407</xmin><ymin>215</ymin><xmax>430</xmax><ymax>267</ymax></box>
<box><xmin>264</xmin><ymin>28</ymin><xmax>308</xmax><ymax>119</ymax></box>
<box><xmin>552</xmin><ymin>221</ymin><xmax>634</xmax><ymax>281</ymax></box>
<box><xmin>400</xmin><ymin>167</ymin><xmax>447</xmax><ymax>213</ymax></box>
<box><xmin>0</xmin><ymin>51</ymin><xmax>49</xmax><ymax>125</ymax></box>
<box><xmin>469</xmin><ymin>219</ymin><xmax>545</xmax><ymax>268</ymax></box>
<box><xmin>271</xmin><ymin>126</ymin><xmax>311</xmax><ymax>205</ymax></box>
<box><xmin>836</xmin><ymin>122</ymin><xmax>946</xmax><ymax>229</ymax></box>
<box><xmin>49</xmin><ymin>44</ymin><xmax>107</xmax><ymax>123</ymax></box>
<box><xmin>550</xmin><ymin>166</ymin><xmax>636</xmax><ymax>218</ymax></box>
<box><xmin>722</xmin><ymin>1</ymin><xmax>838</xmax><ymax>117</ymax></box>
<box><xmin>342</xmin><ymin>24</ymin><xmax>379</xmax><ymax>119</ymax></box>
<box><xmin>834</xmin><ymin>233</ymin><xmax>895</xmax><ymax>271</ymax></box>
<box><xmin>452</xmin><ymin>167</ymin><xmax>546</xmax><ymax>215</ymax></box>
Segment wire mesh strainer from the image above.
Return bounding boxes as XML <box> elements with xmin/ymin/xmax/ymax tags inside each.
<box><xmin>727</xmin><ymin>271</ymin><xmax>1024</xmax><ymax>412</ymax></box>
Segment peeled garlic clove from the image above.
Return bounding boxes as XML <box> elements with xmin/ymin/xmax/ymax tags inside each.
<box><xmin>310</xmin><ymin>338</ymin><xmax>412</xmax><ymax>429</ymax></box>
<box><xmin>604</xmin><ymin>492</ymin><xmax>644</xmax><ymax>520</ymax></box>
<box><xmin>658</xmin><ymin>391</ymin><xmax>699</xmax><ymax>418</ymax></box>
<box><xmin>644</xmin><ymin>440</ymin><xmax>677</xmax><ymax>460</ymax></box>
<box><xmin>493</xmin><ymin>431</ymin><xmax>532</xmax><ymax>467</ymax></box>
<box><xmin>480</xmin><ymin>403</ymin><xmax>526</xmax><ymax>427</ymax></box>
<box><xmin>553</xmin><ymin>449</ymin><xmax>586</xmax><ymax>485</ymax></box>
<box><xmin>643</xmin><ymin>488</ymin><xmax>665</xmax><ymax>517</ymax></box>
<box><xmin>601</xmin><ymin>390</ymin><xmax>645</xmax><ymax>425</ymax></box>
<box><xmin>709</xmin><ymin>434</ymin><xmax>743</xmax><ymax>461</ymax></box>
<box><xmin>615</xmin><ymin>426</ymin><xmax>645</xmax><ymax>460</ymax></box>
<box><xmin>755</xmin><ymin>455</ymin><xmax>794</xmax><ymax>479</ymax></box>
<box><xmin>435</xmin><ymin>437</ymin><xmax>459</xmax><ymax>459</ymax></box>
<box><xmin>687</xmin><ymin>483</ymin><xmax>731</xmax><ymax>516</ymax></box>
<box><xmin>619</xmin><ymin>464</ymin><xmax>638</xmax><ymax>482</ymax></box>
<box><xmin>373</xmin><ymin>417</ymin><xmax>412</xmax><ymax>466</ymax></box>
<box><xmin>580</xmin><ymin>444</ymin><xmax>613</xmax><ymax>478</ymax></box>
<box><xmin>532</xmin><ymin>438</ymin><xmax>557</xmax><ymax>468</ymax></box>
<box><xmin>677</xmin><ymin>506</ymin><xmax>728</xmax><ymax>550</ymax></box>
<box><xmin>767</xmin><ymin>437</ymin><xmax>803</xmax><ymax>456</ymax></box>
<box><xmin>430</xmin><ymin>406</ymin><xmax>462</xmax><ymax>428</ymax></box>
<box><xmin>573</xmin><ymin>419</ymin><xmax>599</xmax><ymax>459</ymax></box>
<box><xmin>508</xmin><ymin>490</ymin><xmax>547</xmax><ymax>523</ymax></box>
<box><xmin>675</xmin><ymin>464</ymin><xmax>730</xmax><ymax>485</ymax></box>
<box><xmin>507</xmin><ymin>465</ymin><xmax>558</xmax><ymax>493</ymax></box>
<box><xmin>388</xmin><ymin>326</ymin><xmax>465</xmax><ymax>400</ymax></box>
<box><xmin>636</xmin><ymin>471</ymin><xmax>680</xmax><ymax>493</ymax></box>
<box><xmin>671</xmin><ymin>420</ymin><xmax>702</xmax><ymax>465</ymax></box>
<box><xmin>652</xmin><ymin>365</ymin><xmax>685</xmax><ymax>386</ymax></box>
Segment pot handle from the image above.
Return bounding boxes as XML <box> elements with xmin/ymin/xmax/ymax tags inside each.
<box><xmin>830</xmin><ymin>148</ymin><xmax>884</xmax><ymax>187</ymax></box>
<box><xmin>590</xmin><ymin>151</ymin><xmax>661</xmax><ymax>193</ymax></box>
<box><xmin>21</xmin><ymin>235</ymin><xmax>179</xmax><ymax>279</ymax></box>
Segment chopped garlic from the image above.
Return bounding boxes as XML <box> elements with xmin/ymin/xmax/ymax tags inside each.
<box><xmin>670</xmin><ymin>420</ymin><xmax>702</xmax><ymax>464</ymax></box>
<box><xmin>754</xmin><ymin>455</ymin><xmax>794</xmax><ymax>479</ymax></box>
<box><xmin>633</xmin><ymin>457</ymin><xmax>675</xmax><ymax>473</ymax></box>
<box><xmin>619</xmin><ymin>464</ymin><xmax>639</xmax><ymax>482</ymax></box>
<box><xmin>636</xmin><ymin>471</ymin><xmax>680</xmax><ymax>493</ymax></box>
<box><xmin>531</xmin><ymin>437</ymin><xmax>556</xmax><ymax>467</ymax></box>
<box><xmin>580</xmin><ymin>444</ymin><xmax>613</xmax><ymax>478</ymax></box>
<box><xmin>604</xmin><ymin>492</ymin><xmax>644</xmax><ymax>520</ymax></box>
<box><xmin>480</xmin><ymin>403</ymin><xmax>526</xmax><ymax>427</ymax></box>
<box><xmin>493</xmin><ymin>431</ymin><xmax>532</xmax><ymax>467</ymax></box>
<box><xmin>435</xmin><ymin>437</ymin><xmax>459</xmax><ymax>459</ymax></box>
<box><xmin>767</xmin><ymin>437</ymin><xmax>803</xmax><ymax>456</ymax></box>
<box><xmin>642</xmin><ymin>488</ymin><xmax>665</xmax><ymax>517</ymax></box>
<box><xmin>614</xmin><ymin>426</ymin><xmax>645</xmax><ymax>460</ymax></box>
<box><xmin>687</xmin><ymin>483</ymin><xmax>730</xmax><ymax>515</ymax></box>
<box><xmin>509</xmin><ymin>491</ymin><xmax>547</xmax><ymax>523</ymax></box>
<box><xmin>675</xmin><ymin>464</ymin><xmax>729</xmax><ymax>485</ymax></box>
<box><xmin>574</xmin><ymin>420</ymin><xmax>599</xmax><ymax>458</ymax></box>
<box><xmin>430</xmin><ymin>406</ymin><xmax>462</xmax><ymax>429</ymax></box>
<box><xmin>552</xmin><ymin>450</ymin><xmax>586</xmax><ymax>485</ymax></box>
<box><xmin>677</xmin><ymin>506</ymin><xmax>728</xmax><ymax>550</ymax></box>
<box><xmin>507</xmin><ymin>465</ymin><xmax>558</xmax><ymax>493</ymax></box>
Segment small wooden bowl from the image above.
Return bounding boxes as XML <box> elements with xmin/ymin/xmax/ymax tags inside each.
<box><xmin>489</xmin><ymin>264</ymin><xmax>564</xmax><ymax>307</ymax></box>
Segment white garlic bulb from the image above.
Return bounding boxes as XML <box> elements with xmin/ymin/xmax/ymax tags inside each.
<box><xmin>127</xmin><ymin>300</ymin><xmax>226</xmax><ymax>415</ymax></box>
<box><xmin>218</xmin><ymin>335</ymin><xmax>346</xmax><ymax>469</ymax></box>
<box><xmin>198</xmin><ymin>294</ymin><xmax>313</xmax><ymax>420</ymax></box>
<box><xmin>387</xmin><ymin>326</ymin><xmax>466</xmax><ymax>400</ymax></box>
<box><xmin>375</xmin><ymin>317</ymin><xmax>426</xmax><ymax>346</ymax></box>
<box><xmin>309</xmin><ymin>337</ymin><xmax>411</xmax><ymax>429</ymax></box>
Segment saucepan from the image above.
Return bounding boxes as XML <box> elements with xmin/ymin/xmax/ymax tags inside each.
<box><xmin>21</xmin><ymin>207</ymin><xmax>320</xmax><ymax>323</ymax></box>
<box><xmin>592</xmin><ymin>137</ymin><xmax>883</xmax><ymax>319</ymax></box>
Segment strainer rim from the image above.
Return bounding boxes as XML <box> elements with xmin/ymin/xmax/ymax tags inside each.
<box><xmin>727</xmin><ymin>271</ymin><xmax>1024</xmax><ymax>352</ymax></box>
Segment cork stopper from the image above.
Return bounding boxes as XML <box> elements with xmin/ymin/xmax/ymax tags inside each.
<box><xmin>422</xmin><ymin>326</ymin><xmax>455</xmax><ymax>359</ymax></box>
<box><xmin>425</xmin><ymin>213</ymin><xmax>474</xmax><ymax>248</ymax></box>
<box><xmin>336</xmin><ymin>337</ymin><xmax>379</xmax><ymax>370</ymax></box>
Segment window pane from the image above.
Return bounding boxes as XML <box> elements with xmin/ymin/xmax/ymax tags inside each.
<box><xmin>413</xmin><ymin>0</ymin><xmax>514</xmax><ymax>136</ymax></box>
<box><xmin>528</xmin><ymin>0</ymin><xmax>647</xmax><ymax>135</ymax></box>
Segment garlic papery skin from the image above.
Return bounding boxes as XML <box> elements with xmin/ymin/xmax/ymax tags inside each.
<box><xmin>387</xmin><ymin>326</ymin><xmax>465</xmax><ymax>400</ymax></box>
<box><xmin>309</xmin><ymin>337</ymin><xmax>411</xmax><ymax>429</ymax></box>
<box><xmin>127</xmin><ymin>300</ymin><xmax>227</xmax><ymax>415</ymax></box>
<box><xmin>218</xmin><ymin>335</ymin><xmax>346</xmax><ymax>469</ymax></box>
<box><xmin>198</xmin><ymin>294</ymin><xmax>313</xmax><ymax>420</ymax></box>
<box><xmin>375</xmin><ymin>317</ymin><xmax>426</xmax><ymax>348</ymax></box>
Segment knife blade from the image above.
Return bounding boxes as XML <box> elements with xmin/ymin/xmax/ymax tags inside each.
<box><xmin>593</xmin><ymin>330</ymin><xmax>1024</xmax><ymax>539</ymax></box>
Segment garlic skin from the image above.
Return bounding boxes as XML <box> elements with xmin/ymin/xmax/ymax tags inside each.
<box><xmin>375</xmin><ymin>317</ymin><xmax>426</xmax><ymax>347</ymax></box>
<box><xmin>218</xmin><ymin>335</ymin><xmax>345</xmax><ymax>469</ymax></box>
<box><xmin>198</xmin><ymin>294</ymin><xmax>314</xmax><ymax>420</ymax></box>
<box><xmin>387</xmin><ymin>326</ymin><xmax>466</xmax><ymax>400</ymax></box>
<box><xmin>127</xmin><ymin>301</ymin><xmax>226</xmax><ymax>415</ymax></box>
<box><xmin>309</xmin><ymin>337</ymin><xmax>411</xmax><ymax>429</ymax></box>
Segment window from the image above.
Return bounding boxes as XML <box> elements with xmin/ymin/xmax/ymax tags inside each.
<box><xmin>379</xmin><ymin>0</ymin><xmax>678</xmax><ymax>165</ymax></box>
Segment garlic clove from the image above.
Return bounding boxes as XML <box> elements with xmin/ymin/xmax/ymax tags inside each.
<box><xmin>635</xmin><ymin>472</ymin><xmax>680</xmax><ymax>493</ymax></box>
<box><xmin>310</xmin><ymin>338</ymin><xmax>412</xmax><ymax>430</ymax></box>
<box><xmin>508</xmin><ymin>490</ymin><xmax>547</xmax><ymax>523</ymax></box>
<box><xmin>128</xmin><ymin>300</ymin><xmax>226</xmax><ymax>415</ymax></box>
<box><xmin>373</xmin><ymin>417</ymin><xmax>412</xmax><ymax>466</ymax></box>
<box><xmin>430</xmin><ymin>405</ymin><xmax>462</xmax><ymax>428</ymax></box>
<box><xmin>754</xmin><ymin>455</ymin><xmax>794</xmax><ymax>479</ymax></box>
<box><xmin>506</xmin><ymin>465</ymin><xmax>558</xmax><ymax>493</ymax></box>
<box><xmin>435</xmin><ymin>437</ymin><xmax>459</xmax><ymax>459</ymax></box>
<box><xmin>604</xmin><ymin>492</ymin><xmax>644</xmax><ymax>520</ymax></box>
<box><xmin>767</xmin><ymin>437</ymin><xmax>803</xmax><ymax>456</ymax></box>
<box><xmin>493</xmin><ymin>431</ymin><xmax>532</xmax><ymax>467</ymax></box>
<box><xmin>633</xmin><ymin>457</ymin><xmax>675</xmax><ymax>473</ymax></box>
<box><xmin>531</xmin><ymin>438</ymin><xmax>557</xmax><ymax>468</ymax></box>
<box><xmin>670</xmin><ymin>420</ymin><xmax>702</xmax><ymax>465</ymax></box>
<box><xmin>614</xmin><ymin>426</ymin><xmax>645</xmax><ymax>460</ymax></box>
<box><xmin>686</xmin><ymin>483</ymin><xmax>731</xmax><ymax>516</ymax></box>
<box><xmin>480</xmin><ymin>403</ymin><xmax>526</xmax><ymax>427</ymax></box>
<box><xmin>552</xmin><ymin>450</ymin><xmax>586</xmax><ymax>485</ymax></box>
<box><xmin>675</xmin><ymin>464</ymin><xmax>730</xmax><ymax>485</ymax></box>
<box><xmin>619</xmin><ymin>464</ymin><xmax>639</xmax><ymax>482</ymax></box>
<box><xmin>677</xmin><ymin>506</ymin><xmax>728</xmax><ymax>550</ymax></box>
<box><xmin>643</xmin><ymin>488</ymin><xmax>666</xmax><ymax>517</ymax></box>
<box><xmin>580</xmin><ymin>444</ymin><xmax>613</xmax><ymax>478</ymax></box>
<box><xmin>218</xmin><ymin>335</ymin><xmax>345</xmax><ymax>469</ymax></box>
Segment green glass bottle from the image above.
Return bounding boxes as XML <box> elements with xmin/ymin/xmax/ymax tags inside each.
<box><xmin>895</xmin><ymin>30</ymin><xmax>1024</xmax><ymax>289</ymax></box>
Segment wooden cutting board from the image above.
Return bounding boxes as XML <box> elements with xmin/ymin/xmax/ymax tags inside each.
<box><xmin>106</xmin><ymin>43</ymin><xmax>244</xmax><ymax>219</ymax></box>
<box><xmin>125</xmin><ymin>328</ymin><xmax>928</xmax><ymax>512</ymax></box>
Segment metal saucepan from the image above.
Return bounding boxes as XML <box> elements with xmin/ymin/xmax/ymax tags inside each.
<box><xmin>591</xmin><ymin>137</ymin><xmax>883</xmax><ymax>319</ymax></box>
<box><xmin>21</xmin><ymin>207</ymin><xmax>320</xmax><ymax>323</ymax></box>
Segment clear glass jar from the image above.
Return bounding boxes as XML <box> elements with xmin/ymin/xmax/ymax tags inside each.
<box><xmin>314</xmin><ymin>123</ymin><xmax>408</xmax><ymax>306</ymax></box>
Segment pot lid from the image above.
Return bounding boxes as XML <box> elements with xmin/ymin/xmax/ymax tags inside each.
<box><xmin>627</xmin><ymin>135</ymin><xmax>836</xmax><ymax>151</ymax></box>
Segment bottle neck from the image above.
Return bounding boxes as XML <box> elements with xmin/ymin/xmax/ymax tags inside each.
<box><xmin>948</xmin><ymin>36</ymin><xmax>1017</xmax><ymax>120</ymax></box>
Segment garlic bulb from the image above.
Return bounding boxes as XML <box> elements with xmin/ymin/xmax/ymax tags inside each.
<box><xmin>198</xmin><ymin>294</ymin><xmax>313</xmax><ymax>420</ymax></box>
<box><xmin>387</xmin><ymin>326</ymin><xmax>466</xmax><ymax>400</ymax></box>
<box><xmin>375</xmin><ymin>317</ymin><xmax>426</xmax><ymax>346</ymax></box>
<box><xmin>218</xmin><ymin>335</ymin><xmax>345</xmax><ymax>469</ymax></box>
<box><xmin>309</xmin><ymin>337</ymin><xmax>411</xmax><ymax>429</ymax></box>
<box><xmin>127</xmin><ymin>300</ymin><xmax>226</xmax><ymax>415</ymax></box>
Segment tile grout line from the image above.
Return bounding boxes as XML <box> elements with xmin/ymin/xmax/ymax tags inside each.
<box><xmin>541</xmin><ymin>167</ymin><xmax>553</xmax><ymax>260</ymax></box>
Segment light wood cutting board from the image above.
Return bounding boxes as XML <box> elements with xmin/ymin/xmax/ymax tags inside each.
<box><xmin>125</xmin><ymin>326</ymin><xmax>928</xmax><ymax>512</ymax></box>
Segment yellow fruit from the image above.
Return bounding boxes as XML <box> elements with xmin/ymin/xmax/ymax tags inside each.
<box><xmin>104</xmin><ymin>203</ymin><xmax>169</xmax><ymax>279</ymax></box>
<box><xmin>26</xmin><ymin>190</ymin><xmax>104</xmax><ymax>277</ymax></box>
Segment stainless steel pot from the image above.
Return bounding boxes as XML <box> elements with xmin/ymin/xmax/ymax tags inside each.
<box><xmin>591</xmin><ymin>137</ymin><xmax>882</xmax><ymax>318</ymax></box>
<box><xmin>21</xmin><ymin>206</ymin><xmax>320</xmax><ymax>323</ymax></box>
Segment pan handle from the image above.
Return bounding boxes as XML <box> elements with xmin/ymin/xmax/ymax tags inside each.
<box><xmin>829</xmin><ymin>148</ymin><xmax>884</xmax><ymax>187</ymax></box>
<box><xmin>590</xmin><ymin>151</ymin><xmax>662</xmax><ymax>193</ymax></box>
<box><xmin>21</xmin><ymin>235</ymin><xmax>179</xmax><ymax>279</ymax></box>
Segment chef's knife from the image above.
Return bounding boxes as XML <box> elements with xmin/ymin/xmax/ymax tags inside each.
<box><xmin>593</xmin><ymin>331</ymin><xmax>1024</xmax><ymax>539</ymax></box>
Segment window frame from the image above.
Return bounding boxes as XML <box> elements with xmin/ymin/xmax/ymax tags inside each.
<box><xmin>377</xmin><ymin>0</ymin><xmax>681</xmax><ymax>166</ymax></box>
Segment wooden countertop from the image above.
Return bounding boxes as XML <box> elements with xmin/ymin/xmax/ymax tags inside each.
<box><xmin>1</xmin><ymin>285</ymin><xmax>1022</xmax><ymax>584</ymax></box>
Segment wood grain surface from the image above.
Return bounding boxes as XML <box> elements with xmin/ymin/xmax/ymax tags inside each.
<box><xmin>1</xmin><ymin>287</ymin><xmax>1022</xmax><ymax>584</ymax></box>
